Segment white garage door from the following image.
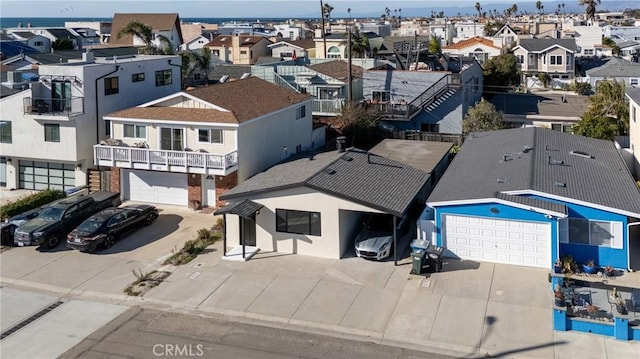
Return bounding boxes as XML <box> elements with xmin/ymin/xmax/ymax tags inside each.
<box><xmin>443</xmin><ymin>215</ymin><xmax>551</xmax><ymax>268</ymax></box>
<box><xmin>123</xmin><ymin>170</ymin><xmax>187</xmax><ymax>206</ymax></box>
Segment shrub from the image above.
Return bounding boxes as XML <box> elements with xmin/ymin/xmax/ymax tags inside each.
<box><xmin>163</xmin><ymin>228</ymin><xmax>220</xmax><ymax>265</ymax></box>
<box><xmin>569</xmin><ymin>82</ymin><xmax>592</xmax><ymax>95</ymax></box>
<box><xmin>0</xmin><ymin>189</ymin><xmax>66</xmax><ymax>220</ymax></box>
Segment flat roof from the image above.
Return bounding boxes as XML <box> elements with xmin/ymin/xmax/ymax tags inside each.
<box><xmin>368</xmin><ymin>139</ymin><xmax>452</xmax><ymax>173</ymax></box>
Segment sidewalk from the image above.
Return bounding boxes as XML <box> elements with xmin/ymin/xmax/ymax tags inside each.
<box><xmin>141</xmin><ymin>244</ymin><xmax>639</xmax><ymax>359</ymax></box>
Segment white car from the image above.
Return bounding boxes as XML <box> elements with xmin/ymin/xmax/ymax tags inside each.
<box><xmin>354</xmin><ymin>214</ymin><xmax>408</xmax><ymax>260</ymax></box>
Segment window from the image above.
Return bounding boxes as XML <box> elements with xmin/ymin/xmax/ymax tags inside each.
<box><xmin>104</xmin><ymin>76</ymin><xmax>119</xmax><ymax>95</ymax></box>
<box><xmin>212</xmin><ymin>50</ymin><xmax>220</xmax><ymax>56</ymax></box>
<box><xmin>631</xmin><ymin>78</ymin><xmax>639</xmax><ymax>86</ymax></box>
<box><xmin>194</xmin><ymin>73</ymin><xmax>202</xmax><ymax>81</ymax></box>
<box><xmin>123</xmin><ymin>124</ymin><xmax>146</xmax><ymax>139</ymax></box>
<box><xmin>633</xmin><ymin>105</ymin><xmax>637</xmax><ymax>123</ymax></box>
<box><xmin>0</xmin><ymin>121</ymin><xmax>11</xmax><ymax>143</ymax></box>
<box><xmin>240</xmin><ymin>50</ymin><xmax>248</xmax><ymax>55</ymax></box>
<box><xmin>132</xmin><ymin>73</ymin><xmax>145</xmax><ymax>82</ymax></box>
<box><xmin>44</xmin><ymin>123</ymin><xmax>60</xmax><ymax>142</ymax></box>
<box><xmin>34</xmin><ymin>41</ymin><xmax>43</xmax><ymax>46</ymax></box>
<box><xmin>583</xmin><ymin>49</ymin><xmax>594</xmax><ymax>56</ymax></box>
<box><xmin>105</xmin><ymin>120</ymin><xmax>111</xmax><ymax>137</ymax></box>
<box><xmin>276</xmin><ymin>209</ymin><xmax>321</xmax><ymax>236</ymax></box>
<box><xmin>296</xmin><ymin>105</ymin><xmax>306</xmax><ymax>119</ymax></box>
<box><xmin>198</xmin><ymin>128</ymin><xmax>223</xmax><ymax>144</ymax></box>
<box><xmin>568</xmin><ymin>219</ymin><xmax>613</xmax><ymax>246</ymax></box>
<box><xmin>372</xmin><ymin>91</ymin><xmax>390</xmax><ymax>102</ymax></box>
<box><xmin>155</xmin><ymin>69</ymin><xmax>172</xmax><ymax>86</ymax></box>
<box><xmin>550</xmin><ymin>55</ymin><xmax>562</xmax><ymax>65</ymax></box>
<box><xmin>551</xmin><ymin>124</ymin><xmax>573</xmax><ymax>133</ymax></box>
<box><xmin>516</xmin><ymin>54</ymin><xmax>524</xmax><ymax>63</ymax></box>
<box><xmin>280</xmin><ymin>51</ymin><xmax>293</xmax><ymax>58</ymax></box>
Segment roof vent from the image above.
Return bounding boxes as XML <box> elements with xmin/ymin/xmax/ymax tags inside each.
<box><xmin>554</xmin><ymin>181</ymin><xmax>566</xmax><ymax>188</ymax></box>
<box><xmin>219</xmin><ymin>75</ymin><xmax>229</xmax><ymax>83</ymax></box>
<box><xmin>570</xmin><ymin>150</ymin><xmax>593</xmax><ymax>159</ymax></box>
<box><xmin>522</xmin><ymin>145</ymin><xmax>533</xmax><ymax>153</ymax></box>
<box><xmin>323</xmin><ymin>168</ymin><xmax>336</xmax><ymax>175</ymax></box>
<box><xmin>343</xmin><ymin>156</ymin><xmax>353</xmax><ymax>161</ymax></box>
<box><xmin>240</xmin><ymin>73</ymin><xmax>251</xmax><ymax>79</ymax></box>
<box><xmin>497</xmin><ymin>177</ymin><xmax>507</xmax><ymax>183</ymax></box>
<box><xmin>502</xmin><ymin>154</ymin><xmax>512</xmax><ymax>162</ymax></box>
<box><xmin>548</xmin><ymin>156</ymin><xmax>564</xmax><ymax>165</ymax></box>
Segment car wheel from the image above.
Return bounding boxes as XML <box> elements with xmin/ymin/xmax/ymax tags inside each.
<box><xmin>145</xmin><ymin>213</ymin><xmax>157</xmax><ymax>226</ymax></box>
<box><xmin>103</xmin><ymin>235</ymin><xmax>115</xmax><ymax>249</ymax></box>
<box><xmin>44</xmin><ymin>234</ymin><xmax>60</xmax><ymax>249</ymax></box>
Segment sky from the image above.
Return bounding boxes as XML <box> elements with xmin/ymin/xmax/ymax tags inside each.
<box><xmin>0</xmin><ymin>0</ymin><xmax>569</xmax><ymax>18</ymax></box>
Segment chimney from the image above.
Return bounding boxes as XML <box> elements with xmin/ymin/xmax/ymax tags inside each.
<box><xmin>82</xmin><ymin>50</ymin><xmax>94</xmax><ymax>63</ymax></box>
<box><xmin>336</xmin><ymin>136</ymin><xmax>346</xmax><ymax>153</ymax></box>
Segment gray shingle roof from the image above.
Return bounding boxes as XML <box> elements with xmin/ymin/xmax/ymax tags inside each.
<box><xmin>428</xmin><ymin>128</ymin><xmax>640</xmax><ymax>217</ymax></box>
<box><xmin>214</xmin><ymin>199</ymin><xmax>263</xmax><ymax>218</ymax></box>
<box><xmin>495</xmin><ymin>192</ymin><xmax>566</xmax><ymax>214</ymax></box>
<box><xmin>517</xmin><ymin>38</ymin><xmax>577</xmax><ymax>52</ymax></box>
<box><xmin>585</xmin><ymin>57</ymin><xmax>640</xmax><ymax>78</ymax></box>
<box><xmin>626</xmin><ymin>87</ymin><xmax>640</xmax><ymax>104</ymax></box>
<box><xmin>491</xmin><ymin>93</ymin><xmax>589</xmax><ymax>118</ymax></box>
<box><xmin>222</xmin><ymin>148</ymin><xmax>430</xmax><ymax>217</ymax></box>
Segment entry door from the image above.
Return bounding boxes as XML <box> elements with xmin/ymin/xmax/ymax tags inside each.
<box><xmin>202</xmin><ymin>175</ymin><xmax>216</xmax><ymax>207</ymax></box>
<box><xmin>51</xmin><ymin>81</ymin><xmax>71</xmax><ymax>112</ymax></box>
<box><xmin>241</xmin><ymin>216</ymin><xmax>256</xmax><ymax>247</ymax></box>
<box><xmin>160</xmin><ymin>127</ymin><xmax>184</xmax><ymax>151</ymax></box>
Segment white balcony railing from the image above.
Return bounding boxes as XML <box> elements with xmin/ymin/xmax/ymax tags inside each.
<box><xmin>94</xmin><ymin>145</ymin><xmax>238</xmax><ymax>175</ymax></box>
<box><xmin>312</xmin><ymin>99</ymin><xmax>346</xmax><ymax>115</ymax></box>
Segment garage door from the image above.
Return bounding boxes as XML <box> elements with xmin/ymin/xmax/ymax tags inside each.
<box><xmin>443</xmin><ymin>215</ymin><xmax>551</xmax><ymax>268</ymax></box>
<box><xmin>19</xmin><ymin>161</ymin><xmax>75</xmax><ymax>190</ymax></box>
<box><xmin>123</xmin><ymin>170</ymin><xmax>187</xmax><ymax>206</ymax></box>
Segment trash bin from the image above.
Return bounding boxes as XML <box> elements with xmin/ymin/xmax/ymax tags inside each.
<box><xmin>411</xmin><ymin>249</ymin><xmax>425</xmax><ymax>275</ymax></box>
<box><xmin>425</xmin><ymin>244</ymin><xmax>445</xmax><ymax>272</ymax></box>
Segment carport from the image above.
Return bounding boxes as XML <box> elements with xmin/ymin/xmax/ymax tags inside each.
<box><xmin>214</xmin><ymin>199</ymin><xmax>263</xmax><ymax>260</ymax></box>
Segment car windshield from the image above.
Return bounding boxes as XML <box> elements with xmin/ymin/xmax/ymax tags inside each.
<box><xmin>76</xmin><ymin>218</ymin><xmax>103</xmax><ymax>232</ymax></box>
<box><xmin>38</xmin><ymin>207</ymin><xmax>64</xmax><ymax>221</ymax></box>
<box><xmin>366</xmin><ymin>215</ymin><xmax>393</xmax><ymax>233</ymax></box>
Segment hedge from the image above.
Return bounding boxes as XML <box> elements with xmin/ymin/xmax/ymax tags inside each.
<box><xmin>0</xmin><ymin>189</ymin><xmax>66</xmax><ymax>220</ymax></box>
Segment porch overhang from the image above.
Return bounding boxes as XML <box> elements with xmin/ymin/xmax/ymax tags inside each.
<box><xmin>214</xmin><ymin>199</ymin><xmax>263</xmax><ymax>219</ymax></box>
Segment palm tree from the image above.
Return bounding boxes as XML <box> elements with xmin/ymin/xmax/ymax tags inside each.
<box><xmin>562</xmin><ymin>3</ymin><xmax>565</xmax><ymax>15</ymax></box>
<box><xmin>347</xmin><ymin>7</ymin><xmax>351</xmax><ymax>24</ymax></box>
<box><xmin>191</xmin><ymin>47</ymin><xmax>211</xmax><ymax>84</ymax></box>
<box><xmin>579</xmin><ymin>0</ymin><xmax>601</xmax><ymax>22</ymax></box>
<box><xmin>535</xmin><ymin>1</ymin><xmax>543</xmax><ymax>15</ymax></box>
<box><xmin>320</xmin><ymin>1</ymin><xmax>334</xmax><ymax>58</ymax></box>
<box><xmin>511</xmin><ymin>4</ymin><xmax>518</xmax><ymax>17</ymax></box>
<box><xmin>117</xmin><ymin>20</ymin><xmax>172</xmax><ymax>55</ymax></box>
<box><xmin>348</xmin><ymin>27</ymin><xmax>369</xmax><ymax>57</ymax></box>
<box><xmin>475</xmin><ymin>2</ymin><xmax>482</xmax><ymax>18</ymax></box>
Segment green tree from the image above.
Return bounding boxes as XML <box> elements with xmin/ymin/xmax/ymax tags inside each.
<box><xmin>482</xmin><ymin>52</ymin><xmax>520</xmax><ymax>93</ymax></box>
<box><xmin>52</xmin><ymin>38</ymin><xmax>74</xmax><ymax>50</ymax></box>
<box><xmin>347</xmin><ymin>27</ymin><xmax>370</xmax><ymax>57</ymax></box>
<box><xmin>191</xmin><ymin>47</ymin><xmax>212</xmax><ymax>83</ymax></box>
<box><xmin>428</xmin><ymin>36</ymin><xmax>441</xmax><ymax>55</ymax></box>
<box><xmin>536</xmin><ymin>1</ymin><xmax>543</xmax><ymax>14</ymax></box>
<box><xmin>574</xmin><ymin>80</ymin><xmax>628</xmax><ymax>139</ymax></box>
<box><xmin>602</xmin><ymin>37</ymin><xmax>621</xmax><ymax>55</ymax></box>
<box><xmin>337</xmin><ymin>104</ymin><xmax>384</xmax><ymax>149</ymax></box>
<box><xmin>118</xmin><ymin>20</ymin><xmax>173</xmax><ymax>55</ymax></box>
<box><xmin>475</xmin><ymin>2</ymin><xmax>482</xmax><ymax>18</ymax></box>
<box><xmin>579</xmin><ymin>0</ymin><xmax>601</xmax><ymax>21</ymax></box>
<box><xmin>463</xmin><ymin>99</ymin><xmax>507</xmax><ymax>135</ymax></box>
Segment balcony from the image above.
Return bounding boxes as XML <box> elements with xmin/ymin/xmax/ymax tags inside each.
<box><xmin>23</xmin><ymin>97</ymin><xmax>84</xmax><ymax>116</ymax></box>
<box><xmin>94</xmin><ymin>145</ymin><xmax>238</xmax><ymax>176</ymax></box>
<box><xmin>312</xmin><ymin>99</ymin><xmax>346</xmax><ymax>116</ymax></box>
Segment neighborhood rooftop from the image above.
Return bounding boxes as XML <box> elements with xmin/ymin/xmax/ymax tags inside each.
<box><xmin>427</xmin><ymin>127</ymin><xmax>640</xmax><ymax>216</ymax></box>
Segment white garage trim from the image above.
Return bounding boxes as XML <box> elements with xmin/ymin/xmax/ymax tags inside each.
<box><xmin>443</xmin><ymin>214</ymin><xmax>551</xmax><ymax>268</ymax></box>
<box><xmin>122</xmin><ymin>170</ymin><xmax>188</xmax><ymax>206</ymax></box>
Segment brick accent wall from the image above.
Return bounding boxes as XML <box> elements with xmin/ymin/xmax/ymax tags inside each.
<box><xmin>110</xmin><ymin>167</ymin><xmax>120</xmax><ymax>193</ymax></box>
<box><xmin>215</xmin><ymin>172</ymin><xmax>238</xmax><ymax>208</ymax></box>
<box><xmin>188</xmin><ymin>173</ymin><xmax>202</xmax><ymax>210</ymax></box>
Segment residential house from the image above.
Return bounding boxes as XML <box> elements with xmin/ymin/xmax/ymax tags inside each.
<box><xmin>561</xmin><ymin>24</ymin><xmax>602</xmax><ymax>57</ymax></box>
<box><xmin>617</xmin><ymin>41</ymin><xmax>640</xmax><ymax>59</ymax></box>
<box><xmin>624</xmin><ymin>87</ymin><xmax>640</xmax><ymax>179</ymax></box>
<box><xmin>423</xmin><ymin>127</ymin><xmax>640</xmax><ymax>271</ymax></box>
<box><xmin>268</xmin><ymin>39</ymin><xmax>315</xmax><ymax>60</ymax></box>
<box><xmin>179</xmin><ymin>23</ymin><xmax>218</xmax><ymax>48</ymax></box>
<box><xmin>251</xmin><ymin>60</ymin><xmax>364</xmax><ymax>116</ymax></box>
<box><xmin>272</xmin><ymin>24</ymin><xmax>310</xmax><ymax>41</ymax></box>
<box><xmin>215</xmin><ymin>139</ymin><xmax>452</xmax><ymax>259</ymax></box>
<box><xmin>512</xmin><ymin>38</ymin><xmax>577</xmax><ymax>88</ymax></box>
<box><xmin>94</xmin><ymin>77</ymin><xmax>319</xmax><ymax>208</ymax></box>
<box><xmin>429</xmin><ymin>21</ymin><xmax>455</xmax><ymax>47</ymax></box>
<box><xmin>65</xmin><ymin>21</ymin><xmax>112</xmax><ymax>44</ymax></box>
<box><xmin>490</xmin><ymin>92</ymin><xmax>588</xmax><ymax>131</ymax></box>
<box><xmin>452</xmin><ymin>21</ymin><xmax>486</xmax><ymax>42</ymax></box>
<box><xmin>109</xmin><ymin>13</ymin><xmax>183</xmax><ymax>53</ymax></box>
<box><xmin>68</xmin><ymin>27</ymin><xmax>103</xmax><ymax>49</ymax></box>
<box><xmin>491</xmin><ymin>24</ymin><xmax>524</xmax><ymax>49</ymax></box>
<box><xmin>7</xmin><ymin>32</ymin><xmax>51</xmax><ymax>53</ymax></box>
<box><xmin>603</xmin><ymin>25</ymin><xmax>640</xmax><ymax>44</ymax></box>
<box><xmin>313</xmin><ymin>33</ymin><xmax>348</xmax><ymax>59</ymax></box>
<box><xmin>208</xmin><ymin>64</ymin><xmax>251</xmax><ymax>83</ymax></box>
<box><xmin>0</xmin><ymin>52</ymin><xmax>181</xmax><ymax>191</ymax></box>
<box><xmin>362</xmin><ymin>57</ymin><xmax>483</xmax><ymax>134</ymax></box>
<box><xmin>359</xmin><ymin>22</ymin><xmax>392</xmax><ymax>37</ymax></box>
<box><xmin>442</xmin><ymin>36</ymin><xmax>502</xmax><ymax>64</ymax></box>
<box><xmin>205</xmin><ymin>35</ymin><xmax>272</xmax><ymax>65</ymax></box>
<box><xmin>6</xmin><ymin>28</ymin><xmax>81</xmax><ymax>50</ymax></box>
<box><xmin>179</xmin><ymin>32</ymin><xmax>218</xmax><ymax>52</ymax></box>
<box><xmin>583</xmin><ymin>57</ymin><xmax>640</xmax><ymax>88</ymax></box>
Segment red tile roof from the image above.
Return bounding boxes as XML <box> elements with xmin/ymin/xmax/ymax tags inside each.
<box><xmin>444</xmin><ymin>36</ymin><xmax>501</xmax><ymax>50</ymax></box>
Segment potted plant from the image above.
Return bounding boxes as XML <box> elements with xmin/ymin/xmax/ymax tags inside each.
<box><xmin>582</xmin><ymin>259</ymin><xmax>597</xmax><ymax>275</ymax></box>
<box><xmin>586</xmin><ymin>304</ymin><xmax>599</xmax><ymax>319</ymax></box>
<box><xmin>554</xmin><ymin>288</ymin><xmax>565</xmax><ymax>307</ymax></box>
<box><xmin>553</xmin><ymin>259</ymin><xmax>562</xmax><ymax>274</ymax></box>
<box><xmin>610</xmin><ymin>288</ymin><xmax>627</xmax><ymax>315</ymax></box>
<box><xmin>603</xmin><ymin>265</ymin><xmax>615</xmax><ymax>278</ymax></box>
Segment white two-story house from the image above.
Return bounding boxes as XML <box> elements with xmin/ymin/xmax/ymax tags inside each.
<box><xmin>512</xmin><ymin>38</ymin><xmax>577</xmax><ymax>88</ymax></box>
<box><xmin>93</xmin><ymin>77</ymin><xmax>320</xmax><ymax>208</ymax></box>
<box><xmin>0</xmin><ymin>52</ymin><xmax>181</xmax><ymax>191</ymax></box>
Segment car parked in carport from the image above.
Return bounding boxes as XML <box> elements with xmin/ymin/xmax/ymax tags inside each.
<box><xmin>67</xmin><ymin>204</ymin><xmax>158</xmax><ymax>253</ymax></box>
<box><xmin>354</xmin><ymin>213</ymin><xmax>410</xmax><ymax>261</ymax></box>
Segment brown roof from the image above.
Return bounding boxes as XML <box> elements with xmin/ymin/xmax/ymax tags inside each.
<box><xmin>187</xmin><ymin>77</ymin><xmax>312</xmax><ymax>122</ymax></box>
<box><xmin>288</xmin><ymin>38</ymin><xmax>316</xmax><ymax>49</ymax></box>
<box><xmin>205</xmin><ymin>35</ymin><xmax>270</xmax><ymax>48</ymax></box>
<box><xmin>443</xmin><ymin>36</ymin><xmax>501</xmax><ymax>50</ymax></box>
<box><xmin>308</xmin><ymin>60</ymin><xmax>364</xmax><ymax>80</ymax></box>
<box><xmin>110</xmin><ymin>13</ymin><xmax>182</xmax><ymax>46</ymax></box>
<box><xmin>106</xmin><ymin>107</ymin><xmax>240</xmax><ymax>124</ymax></box>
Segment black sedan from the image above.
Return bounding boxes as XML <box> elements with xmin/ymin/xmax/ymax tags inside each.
<box><xmin>67</xmin><ymin>204</ymin><xmax>158</xmax><ymax>252</ymax></box>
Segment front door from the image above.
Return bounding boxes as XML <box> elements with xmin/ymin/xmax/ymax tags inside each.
<box><xmin>241</xmin><ymin>216</ymin><xmax>256</xmax><ymax>247</ymax></box>
<box><xmin>202</xmin><ymin>175</ymin><xmax>216</xmax><ymax>207</ymax></box>
<box><xmin>160</xmin><ymin>127</ymin><xmax>184</xmax><ymax>151</ymax></box>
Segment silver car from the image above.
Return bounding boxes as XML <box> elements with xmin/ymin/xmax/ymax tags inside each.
<box><xmin>354</xmin><ymin>214</ymin><xmax>406</xmax><ymax>260</ymax></box>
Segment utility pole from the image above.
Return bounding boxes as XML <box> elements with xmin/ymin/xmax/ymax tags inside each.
<box><xmin>414</xmin><ymin>31</ymin><xmax>419</xmax><ymax>71</ymax></box>
<box><xmin>347</xmin><ymin>26</ymin><xmax>352</xmax><ymax>105</ymax></box>
<box><xmin>320</xmin><ymin>0</ymin><xmax>327</xmax><ymax>58</ymax></box>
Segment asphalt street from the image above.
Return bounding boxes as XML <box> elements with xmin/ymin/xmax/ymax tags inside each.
<box><xmin>60</xmin><ymin>307</ymin><xmax>456</xmax><ymax>359</ymax></box>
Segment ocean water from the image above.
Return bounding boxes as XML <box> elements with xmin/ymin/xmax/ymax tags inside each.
<box><xmin>0</xmin><ymin>17</ymin><xmax>302</xmax><ymax>29</ymax></box>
